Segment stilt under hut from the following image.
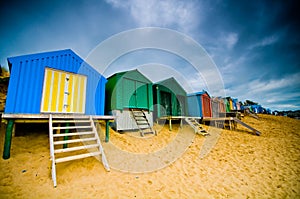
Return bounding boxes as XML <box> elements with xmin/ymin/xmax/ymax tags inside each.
<box><xmin>105</xmin><ymin>69</ymin><xmax>155</xmax><ymax>136</ymax></box>
<box><xmin>153</xmin><ymin>77</ymin><xmax>188</xmax><ymax>131</ymax></box>
<box><xmin>2</xmin><ymin>49</ymin><xmax>113</xmax><ymax>187</ymax></box>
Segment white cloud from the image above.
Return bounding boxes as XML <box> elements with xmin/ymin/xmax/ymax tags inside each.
<box><xmin>224</xmin><ymin>32</ymin><xmax>238</xmax><ymax>49</ymax></box>
<box><xmin>224</xmin><ymin>72</ymin><xmax>300</xmax><ymax>110</ymax></box>
<box><xmin>105</xmin><ymin>0</ymin><xmax>200</xmax><ymax>34</ymax></box>
<box><xmin>248</xmin><ymin>34</ymin><xmax>279</xmax><ymax>49</ymax></box>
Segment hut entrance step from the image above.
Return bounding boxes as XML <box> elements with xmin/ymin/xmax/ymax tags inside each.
<box><xmin>184</xmin><ymin>118</ymin><xmax>209</xmax><ymax>136</ymax></box>
<box><xmin>232</xmin><ymin>118</ymin><xmax>261</xmax><ymax>136</ymax></box>
<box><xmin>48</xmin><ymin>114</ymin><xmax>110</xmax><ymax>187</ymax></box>
<box><xmin>130</xmin><ymin>109</ymin><xmax>157</xmax><ymax>137</ymax></box>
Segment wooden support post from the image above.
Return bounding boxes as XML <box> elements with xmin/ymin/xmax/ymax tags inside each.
<box><xmin>63</xmin><ymin>123</ymin><xmax>69</xmax><ymax>149</ymax></box>
<box><xmin>105</xmin><ymin>120</ymin><xmax>110</xmax><ymax>142</ymax></box>
<box><xmin>3</xmin><ymin>119</ymin><xmax>14</xmax><ymax>159</ymax></box>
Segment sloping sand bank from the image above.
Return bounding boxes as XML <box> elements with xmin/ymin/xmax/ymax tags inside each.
<box><xmin>0</xmin><ymin>114</ymin><xmax>299</xmax><ymax>198</ymax></box>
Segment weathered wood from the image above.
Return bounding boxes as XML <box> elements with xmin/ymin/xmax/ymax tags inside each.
<box><xmin>53</xmin><ymin>137</ymin><xmax>97</xmax><ymax>145</ymax></box>
<box><xmin>53</xmin><ymin>131</ymin><xmax>93</xmax><ymax>137</ymax></box>
<box><xmin>54</xmin><ymin>144</ymin><xmax>100</xmax><ymax>153</ymax></box>
<box><xmin>55</xmin><ymin>152</ymin><xmax>101</xmax><ymax>163</ymax></box>
<box><xmin>2</xmin><ymin>113</ymin><xmax>115</xmax><ymax>120</ymax></box>
<box><xmin>53</xmin><ymin>126</ymin><xmax>91</xmax><ymax>130</ymax></box>
<box><xmin>233</xmin><ymin>118</ymin><xmax>261</xmax><ymax>136</ymax></box>
<box><xmin>184</xmin><ymin>118</ymin><xmax>209</xmax><ymax>136</ymax></box>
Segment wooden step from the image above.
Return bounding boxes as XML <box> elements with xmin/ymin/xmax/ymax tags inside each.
<box><xmin>54</xmin><ymin>144</ymin><xmax>100</xmax><ymax>153</ymax></box>
<box><xmin>54</xmin><ymin>137</ymin><xmax>96</xmax><ymax>145</ymax></box>
<box><xmin>138</xmin><ymin>124</ymin><xmax>151</xmax><ymax>129</ymax></box>
<box><xmin>136</xmin><ymin>121</ymin><xmax>148</xmax><ymax>125</ymax></box>
<box><xmin>55</xmin><ymin>151</ymin><xmax>101</xmax><ymax>163</ymax></box>
<box><xmin>52</xmin><ymin>120</ymin><xmax>90</xmax><ymax>123</ymax></box>
<box><xmin>53</xmin><ymin>131</ymin><xmax>94</xmax><ymax>137</ymax></box>
<box><xmin>53</xmin><ymin>126</ymin><xmax>92</xmax><ymax>130</ymax></box>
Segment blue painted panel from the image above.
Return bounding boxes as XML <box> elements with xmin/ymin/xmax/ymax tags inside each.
<box><xmin>187</xmin><ymin>95</ymin><xmax>202</xmax><ymax>117</ymax></box>
<box><xmin>5</xmin><ymin>49</ymin><xmax>106</xmax><ymax>115</ymax></box>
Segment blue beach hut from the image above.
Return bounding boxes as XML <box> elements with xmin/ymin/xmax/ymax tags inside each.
<box><xmin>5</xmin><ymin>49</ymin><xmax>106</xmax><ymax>115</ymax></box>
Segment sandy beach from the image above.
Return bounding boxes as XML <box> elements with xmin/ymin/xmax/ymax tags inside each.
<box><xmin>0</xmin><ymin>114</ymin><xmax>299</xmax><ymax>198</ymax></box>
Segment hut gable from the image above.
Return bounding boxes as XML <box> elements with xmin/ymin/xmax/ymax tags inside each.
<box><xmin>105</xmin><ymin>69</ymin><xmax>153</xmax><ymax>112</ymax></box>
<box><xmin>154</xmin><ymin>77</ymin><xmax>186</xmax><ymax>96</ymax></box>
<box><xmin>153</xmin><ymin>77</ymin><xmax>187</xmax><ymax>118</ymax></box>
<box><xmin>5</xmin><ymin>49</ymin><xmax>106</xmax><ymax>115</ymax></box>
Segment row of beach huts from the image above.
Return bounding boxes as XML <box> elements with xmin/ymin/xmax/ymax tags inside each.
<box><xmin>2</xmin><ymin>49</ymin><xmax>263</xmax><ymax>187</ymax></box>
<box><xmin>3</xmin><ymin>49</ymin><xmax>259</xmax><ymax>129</ymax></box>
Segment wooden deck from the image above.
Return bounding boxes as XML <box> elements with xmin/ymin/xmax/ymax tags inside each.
<box><xmin>202</xmin><ymin>117</ymin><xmax>237</xmax><ymax>130</ymax></box>
<box><xmin>157</xmin><ymin>116</ymin><xmax>202</xmax><ymax>131</ymax></box>
<box><xmin>1</xmin><ymin>113</ymin><xmax>115</xmax><ymax>160</ymax></box>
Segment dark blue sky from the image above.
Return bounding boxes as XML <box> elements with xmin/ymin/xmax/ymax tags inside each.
<box><xmin>1</xmin><ymin>0</ymin><xmax>299</xmax><ymax>111</ymax></box>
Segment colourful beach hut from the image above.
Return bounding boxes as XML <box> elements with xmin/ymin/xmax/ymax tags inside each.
<box><xmin>105</xmin><ymin>69</ymin><xmax>153</xmax><ymax>131</ymax></box>
<box><xmin>224</xmin><ymin>97</ymin><xmax>234</xmax><ymax>112</ymax></box>
<box><xmin>187</xmin><ymin>90</ymin><xmax>212</xmax><ymax>118</ymax></box>
<box><xmin>211</xmin><ymin>97</ymin><xmax>226</xmax><ymax>117</ymax></box>
<box><xmin>153</xmin><ymin>77</ymin><xmax>187</xmax><ymax>119</ymax></box>
<box><xmin>211</xmin><ymin>97</ymin><xmax>219</xmax><ymax>118</ymax></box>
<box><xmin>5</xmin><ymin>49</ymin><xmax>106</xmax><ymax>115</ymax></box>
<box><xmin>218</xmin><ymin>97</ymin><xmax>226</xmax><ymax>113</ymax></box>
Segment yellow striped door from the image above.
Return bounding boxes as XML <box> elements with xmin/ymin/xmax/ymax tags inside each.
<box><xmin>41</xmin><ymin>68</ymin><xmax>87</xmax><ymax>113</ymax></box>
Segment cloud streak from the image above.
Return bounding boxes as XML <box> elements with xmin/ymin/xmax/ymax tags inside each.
<box><xmin>105</xmin><ymin>0</ymin><xmax>200</xmax><ymax>34</ymax></box>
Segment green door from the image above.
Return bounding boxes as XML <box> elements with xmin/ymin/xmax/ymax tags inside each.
<box><xmin>123</xmin><ymin>78</ymin><xmax>149</xmax><ymax>109</ymax></box>
<box><xmin>160</xmin><ymin>91</ymin><xmax>172</xmax><ymax>116</ymax></box>
<box><xmin>176</xmin><ymin>95</ymin><xmax>185</xmax><ymax>116</ymax></box>
<box><xmin>123</xmin><ymin>78</ymin><xmax>136</xmax><ymax>108</ymax></box>
<box><xmin>136</xmin><ymin>81</ymin><xmax>148</xmax><ymax>109</ymax></box>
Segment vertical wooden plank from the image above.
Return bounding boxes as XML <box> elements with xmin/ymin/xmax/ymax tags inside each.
<box><xmin>41</xmin><ymin>69</ymin><xmax>51</xmax><ymax>112</ymax></box>
<box><xmin>58</xmin><ymin>73</ymin><xmax>66</xmax><ymax>112</ymax></box>
<box><xmin>73</xmin><ymin>75</ymin><xmax>79</xmax><ymax>113</ymax></box>
<box><xmin>51</xmin><ymin>71</ymin><xmax>59</xmax><ymax>112</ymax></box>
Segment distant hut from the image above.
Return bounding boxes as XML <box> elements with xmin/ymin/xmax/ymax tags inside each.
<box><xmin>211</xmin><ymin>97</ymin><xmax>226</xmax><ymax>117</ymax></box>
<box><xmin>211</xmin><ymin>97</ymin><xmax>219</xmax><ymax>118</ymax></box>
<box><xmin>224</xmin><ymin>97</ymin><xmax>233</xmax><ymax>112</ymax></box>
<box><xmin>153</xmin><ymin>77</ymin><xmax>187</xmax><ymax>120</ymax></box>
<box><xmin>5</xmin><ymin>49</ymin><xmax>106</xmax><ymax>115</ymax></box>
<box><xmin>187</xmin><ymin>90</ymin><xmax>212</xmax><ymax>118</ymax></box>
<box><xmin>105</xmin><ymin>69</ymin><xmax>153</xmax><ymax>131</ymax></box>
<box><xmin>218</xmin><ymin>97</ymin><xmax>226</xmax><ymax>113</ymax></box>
<box><xmin>251</xmin><ymin>104</ymin><xmax>263</xmax><ymax>113</ymax></box>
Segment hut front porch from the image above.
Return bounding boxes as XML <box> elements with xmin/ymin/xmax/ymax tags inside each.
<box><xmin>1</xmin><ymin>113</ymin><xmax>115</xmax><ymax>160</ymax></box>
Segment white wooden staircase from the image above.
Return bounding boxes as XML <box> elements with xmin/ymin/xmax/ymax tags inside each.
<box><xmin>184</xmin><ymin>118</ymin><xmax>209</xmax><ymax>136</ymax></box>
<box><xmin>49</xmin><ymin>114</ymin><xmax>110</xmax><ymax>187</ymax></box>
<box><xmin>130</xmin><ymin>109</ymin><xmax>156</xmax><ymax>137</ymax></box>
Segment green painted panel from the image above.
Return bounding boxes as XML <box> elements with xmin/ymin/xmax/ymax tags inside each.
<box><xmin>136</xmin><ymin>81</ymin><xmax>148</xmax><ymax>108</ymax></box>
<box><xmin>160</xmin><ymin>91</ymin><xmax>172</xmax><ymax>116</ymax></box>
<box><xmin>106</xmin><ymin>69</ymin><xmax>153</xmax><ymax>111</ymax></box>
<box><xmin>123</xmin><ymin>78</ymin><xmax>136</xmax><ymax>108</ymax></box>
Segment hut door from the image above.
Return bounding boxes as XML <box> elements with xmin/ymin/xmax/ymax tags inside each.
<box><xmin>160</xmin><ymin>91</ymin><xmax>172</xmax><ymax>116</ymax></box>
<box><xmin>176</xmin><ymin>95</ymin><xmax>185</xmax><ymax>116</ymax></box>
<box><xmin>123</xmin><ymin>78</ymin><xmax>136</xmax><ymax>108</ymax></box>
<box><xmin>136</xmin><ymin>81</ymin><xmax>148</xmax><ymax>109</ymax></box>
<box><xmin>202</xmin><ymin>96</ymin><xmax>212</xmax><ymax>117</ymax></box>
<box><xmin>41</xmin><ymin>68</ymin><xmax>87</xmax><ymax>113</ymax></box>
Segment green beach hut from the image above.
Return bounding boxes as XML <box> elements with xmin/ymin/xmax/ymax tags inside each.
<box><xmin>105</xmin><ymin>69</ymin><xmax>153</xmax><ymax>131</ymax></box>
<box><xmin>153</xmin><ymin>77</ymin><xmax>187</xmax><ymax>120</ymax></box>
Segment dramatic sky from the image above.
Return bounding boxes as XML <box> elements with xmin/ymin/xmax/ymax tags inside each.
<box><xmin>0</xmin><ymin>0</ymin><xmax>299</xmax><ymax>111</ymax></box>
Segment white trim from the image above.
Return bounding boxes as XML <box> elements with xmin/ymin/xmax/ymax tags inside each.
<box><xmin>56</xmin><ymin>72</ymin><xmax>62</xmax><ymax>112</ymax></box>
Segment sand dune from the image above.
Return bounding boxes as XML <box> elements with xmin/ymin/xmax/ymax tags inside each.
<box><xmin>0</xmin><ymin>114</ymin><xmax>299</xmax><ymax>198</ymax></box>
